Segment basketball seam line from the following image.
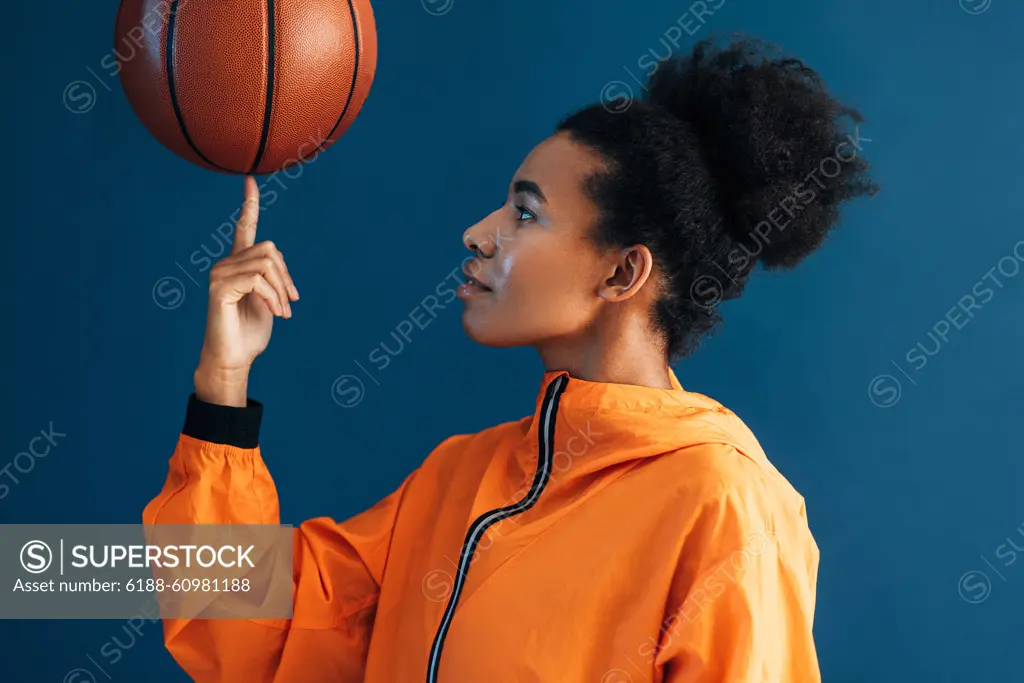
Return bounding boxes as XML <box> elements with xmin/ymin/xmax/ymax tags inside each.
<box><xmin>249</xmin><ymin>0</ymin><xmax>276</xmax><ymax>174</ymax></box>
<box><xmin>165</xmin><ymin>0</ymin><xmax>239</xmax><ymax>174</ymax></box>
<box><xmin>303</xmin><ymin>0</ymin><xmax>361</xmax><ymax>161</ymax></box>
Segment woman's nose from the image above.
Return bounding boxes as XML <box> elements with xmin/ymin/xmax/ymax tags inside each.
<box><xmin>463</xmin><ymin>222</ymin><xmax>497</xmax><ymax>259</ymax></box>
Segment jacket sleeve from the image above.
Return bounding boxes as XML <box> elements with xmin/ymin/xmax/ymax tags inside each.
<box><xmin>143</xmin><ymin>394</ymin><xmax>414</xmax><ymax>683</ymax></box>
<box><xmin>657</xmin><ymin>478</ymin><xmax>821</xmax><ymax>683</ymax></box>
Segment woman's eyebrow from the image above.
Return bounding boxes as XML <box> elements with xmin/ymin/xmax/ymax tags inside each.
<box><xmin>512</xmin><ymin>179</ymin><xmax>547</xmax><ymax>204</ymax></box>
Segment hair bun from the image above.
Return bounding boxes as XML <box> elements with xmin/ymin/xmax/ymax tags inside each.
<box><xmin>644</xmin><ymin>37</ymin><xmax>878</xmax><ymax>269</ymax></box>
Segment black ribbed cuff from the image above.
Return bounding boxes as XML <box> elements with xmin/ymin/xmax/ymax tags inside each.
<box><xmin>182</xmin><ymin>394</ymin><xmax>263</xmax><ymax>449</ymax></box>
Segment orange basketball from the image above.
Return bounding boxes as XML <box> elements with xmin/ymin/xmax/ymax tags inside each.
<box><xmin>114</xmin><ymin>0</ymin><xmax>377</xmax><ymax>174</ymax></box>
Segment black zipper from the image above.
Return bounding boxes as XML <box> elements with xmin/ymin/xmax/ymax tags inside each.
<box><xmin>425</xmin><ymin>374</ymin><xmax>567</xmax><ymax>683</ymax></box>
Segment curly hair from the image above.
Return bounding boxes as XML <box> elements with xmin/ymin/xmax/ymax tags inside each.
<box><xmin>557</xmin><ymin>37</ymin><xmax>879</xmax><ymax>360</ymax></box>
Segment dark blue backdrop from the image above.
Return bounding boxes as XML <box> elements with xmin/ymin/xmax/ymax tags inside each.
<box><xmin>3</xmin><ymin>0</ymin><xmax>1022</xmax><ymax>681</ymax></box>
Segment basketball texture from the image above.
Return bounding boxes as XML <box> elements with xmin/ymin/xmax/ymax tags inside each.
<box><xmin>115</xmin><ymin>0</ymin><xmax>377</xmax><ymax>174</ymax></box>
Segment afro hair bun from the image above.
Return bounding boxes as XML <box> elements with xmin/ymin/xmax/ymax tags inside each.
<box><xmin>645</xmin><ymin>37</ymin><xmax>878</xmax><ymax>269</ymax></box>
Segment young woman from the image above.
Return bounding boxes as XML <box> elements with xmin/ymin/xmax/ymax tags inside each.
<box><xmin>146</xmin><ymin>38</ymin><xmax>875</xmax><ymax>683</ymax></box>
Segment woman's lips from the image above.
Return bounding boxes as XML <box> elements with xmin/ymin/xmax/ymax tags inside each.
<box><xmin>457</xmin><ymin>276</ymin><xmax>492</xmax><ymax>300</ymax></box>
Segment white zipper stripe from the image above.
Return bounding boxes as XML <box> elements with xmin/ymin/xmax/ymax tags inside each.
<box><xmin>425</xmin><ymin>374</ymin><xmax>566</xmax><ymax>682</ymax></box>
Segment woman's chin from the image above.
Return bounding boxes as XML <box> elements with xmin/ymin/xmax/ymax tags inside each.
<box><xmin>460</xmin><ymin>312</ymin><xmax>491</xmax><ymax>345</ymax></box>
<box><xmin>460</xmin><ymin>313</ymin><xmax>520</xmax><ymax>348</ymax></box>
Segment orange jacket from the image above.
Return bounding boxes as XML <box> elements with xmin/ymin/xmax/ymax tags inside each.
<box><xmin>145</xmin><ymin>369</ymin><xmax>821</xmax><ymax>682</ymax></box>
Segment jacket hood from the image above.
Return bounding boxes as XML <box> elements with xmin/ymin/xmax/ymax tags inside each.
<box><xmin>512</xmin><ymin>368</ymin><xmax>770</xmax><ymax>485</ymax></box>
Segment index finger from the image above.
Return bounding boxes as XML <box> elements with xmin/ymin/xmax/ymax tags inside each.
<box><xmin>231</xmin><ymin>176</ymin><xmax>261</xmax><ymax>254</ymax></box>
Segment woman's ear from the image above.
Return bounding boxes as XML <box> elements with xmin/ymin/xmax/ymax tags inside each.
<box><xmin>598</xmin><ymin>245</ymin><xmax>655</xmax><ymax>302</ymax></box>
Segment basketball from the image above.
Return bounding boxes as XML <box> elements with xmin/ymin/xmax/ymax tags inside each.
<box><xmin>114</xmin><ymin>0</ymin><xmax>377</xmax><ymax>174</ymax></box>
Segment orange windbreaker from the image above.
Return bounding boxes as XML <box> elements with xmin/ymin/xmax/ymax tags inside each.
<box><xmin>144</xmin><ymin>369</ymin><xmax>821</xmax><ymax>682</ymax></box>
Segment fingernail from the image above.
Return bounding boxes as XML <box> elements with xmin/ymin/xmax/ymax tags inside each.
<box><xmin>291</xmin><ymin>284</ymin><xmax>300</xmax><ymax>300</ymax></box>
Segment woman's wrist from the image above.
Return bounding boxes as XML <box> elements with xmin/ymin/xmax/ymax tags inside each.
<box><xmin>193</xmin><ymin>362</ymin><xmax>250</xmax><ymax>407</ymax></box>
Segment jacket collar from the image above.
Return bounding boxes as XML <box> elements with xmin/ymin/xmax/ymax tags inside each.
<box><xmin>533</xmin><ymin>367</ymin><xmax>687</xmax><ymax>412</ymax></box>
<box><xmin>514</xmin><ymin>368</ymin><xmax>766</xmax><ymax>484</ymax></box>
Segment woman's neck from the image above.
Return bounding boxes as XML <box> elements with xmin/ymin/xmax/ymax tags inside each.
<box><xmin>536</xmin><ymin>328</ymin><xmax>674</xmax><ymax>389</ymax></box>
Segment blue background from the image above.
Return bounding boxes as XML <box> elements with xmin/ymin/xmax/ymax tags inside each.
<box><xmin>3</xmin><ymin>0</ymin><xmax>1022</xmax><ymax>680</ymax></box>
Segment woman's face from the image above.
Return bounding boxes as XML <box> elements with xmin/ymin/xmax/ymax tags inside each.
<box><xmin>458</xmin><ymin>132</ymin><xmax>652</xmax><ymax>349</ymax></box>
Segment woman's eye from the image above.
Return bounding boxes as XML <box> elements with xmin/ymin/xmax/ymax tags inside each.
<box><xmin>515</xmin><ymin>205</ymin><xmax>536</xmax><ymax>222</ymax></box>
